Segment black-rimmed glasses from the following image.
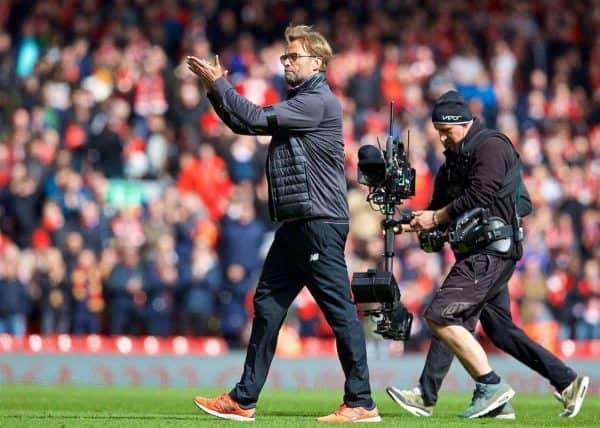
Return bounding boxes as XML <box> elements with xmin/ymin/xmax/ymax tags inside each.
<box><xmin>279</xmin><ymin>53</ymin><xmax>318</xmax><ymax>64</ymax></box>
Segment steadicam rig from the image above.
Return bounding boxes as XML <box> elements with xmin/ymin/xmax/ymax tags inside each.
<box><xmin>351</xmin><ymin>103</ymin><xmax>415</xmax><ymax>341</ymax></box>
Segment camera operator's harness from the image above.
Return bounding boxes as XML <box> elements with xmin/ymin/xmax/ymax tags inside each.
<box><xmin>420</xmin><ymin>129</ymin><xmax>531</xmax><ymax>254</ymax></box>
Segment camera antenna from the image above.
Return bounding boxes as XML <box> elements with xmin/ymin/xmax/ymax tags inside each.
<box><xmin>389</xmin><ymin>102</ymin><xmax>394</xmax><ymax>135</ymax></box>
<box><xmin>386</xmin><ymin>102</ymin><xmax>394</xmax><ymax>167</ymax></box>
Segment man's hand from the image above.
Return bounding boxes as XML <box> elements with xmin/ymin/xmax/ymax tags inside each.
<box><xmin>410</xmin><ymin>210</ymin><xmax>437</xmax><ymax>231</ymax></box>
<box><xmin>186</xmin><ymin>54</ymin><xmax>228</xmax><ymax>88</ymax></box>
<box><xmin>126</xmin><ymin>276</ymin><xmax>143</xmax><ymax>294</ymax></box>
<box><xmin>227</xmin><ymin>264</ymin><xmax>246</xmax><ymax>283</ymax></box>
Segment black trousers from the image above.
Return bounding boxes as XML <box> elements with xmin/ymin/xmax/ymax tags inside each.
<box><xmin>419</xmin><ymin>277</ymin><xmax>577</xmax><ymax>406</ymax></box>
<box><xmin>229</xmin><ymin>219</ymin><xmax>373</xmax><ymax>408</ymax></box>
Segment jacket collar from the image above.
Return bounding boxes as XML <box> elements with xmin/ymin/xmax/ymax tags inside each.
<box><xmin>288</xmin><ymin>72</ymin><xmax>327</xmax><ymax>97</ymax></box>
<box><xmin>443</xmin><ymin>117</ymin><xmax>485</xmax><ymax>158</ymax></box>
<box><xmin>457</xmin><ymin>117</ymin><xmax>485</xmax><ymax>154</ymax></box>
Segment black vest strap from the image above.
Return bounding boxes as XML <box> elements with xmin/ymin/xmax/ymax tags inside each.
<box><xmin>485</xmin><ymin>225</ymin><xmax>514</xmax><ymax>241</ymax></box>
<box><xmin>460</xmin><ymin>128</ymin><xmax>531</xmax><ymax>217</ymax></box>
<box><xmin>451</xmin><ymin>127</ymin><xmax>531</xmax><ymax>244</ymax></box>
<box><xmin>263</xmin><ymin>106</ymin><xmax>278</xmax><ymax>131</ymax></box>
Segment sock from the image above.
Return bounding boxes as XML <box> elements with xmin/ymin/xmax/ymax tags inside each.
<box><xmin>365</xmin><ymin>402</ymin><xmax>376</xmax><ymax>411</ymax></box>
<box><xmin>229</xmin><ymin>392</ymin><xmax>256</xmax><ymax>409</ymax></box>
<box><xmin>476</xmin><ymin>371</ymin><xmax>501</xmax><ymax>384</ymax></box>
<box><xmin>238</xmin><ymin>402</ymin><xmax>256</xmax><ymax>410</ymax></box>
<box><xmin>557</xmin><ymin>375</ymin><xmax>577</xmax><ymax>393</ymax></box>
<box><xmin>347</xmin><ymin>402</ymin><xmax>376</xmax><ymax>410</ymax></box>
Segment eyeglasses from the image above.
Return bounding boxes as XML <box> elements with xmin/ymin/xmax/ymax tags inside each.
<box><xmin>279</xmin><ymin>53</ymin><xmax>318</xmax><ymax>64</ymax></box>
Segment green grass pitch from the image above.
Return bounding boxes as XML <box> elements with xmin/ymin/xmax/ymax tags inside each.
<box><xmin>0</xmin><ymin>385</ymin><xmax>598</xmax><ymax>427</ymax></box>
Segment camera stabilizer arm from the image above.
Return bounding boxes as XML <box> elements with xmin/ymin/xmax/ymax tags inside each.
<box><xmin>351</xmin><ymin>102</ymin><xmax>414</xmax><ymax>341</ymax></box>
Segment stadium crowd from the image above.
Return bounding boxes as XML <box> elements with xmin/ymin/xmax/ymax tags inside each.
<box><xmin>0</xmin><ymin>0</ymin><xmax>598</xmax><ymax>351</ymax></box>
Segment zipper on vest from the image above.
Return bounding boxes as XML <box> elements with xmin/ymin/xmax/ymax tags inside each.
<box><xmin>266</xmin><ymin>153</ymin><xmax>278</xmax><ymax>221</ymax></box>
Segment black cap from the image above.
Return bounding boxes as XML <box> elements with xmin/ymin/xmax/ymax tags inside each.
<box><xmin>432</xmin><ymin>90</ymin><xmax>473</xmax><ymax>124</ymax></box>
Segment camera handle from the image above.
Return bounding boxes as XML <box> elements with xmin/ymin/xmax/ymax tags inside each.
<box><xmin>381</xmin><ymin>211</ymin><xmax>413</xmax><ymax>268</ymax></box>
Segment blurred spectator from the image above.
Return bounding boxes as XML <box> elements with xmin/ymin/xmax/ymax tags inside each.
<box><xmin>225</xmin><ymin>135</ymin><xmax>261</xmax><ymax>183</ymax></box>
<box><xmin>16</xmin><ymin>19</ymin><xmax>39</xmax><ymax>79</ymax></box>
<box><xmin>0</xmin><ymin>245</ymin><xmax>30</xmax><ymax>336</ymax></box>
<box><xmin>0</xmin><ymin>1</ymin><xmax>596</xmax><ymax>346</ymax></box>
<box><xmin>62</xmin><ymin>231</ymin><xmax>85</xmax><ymax>275</ymax></box>
<box><xmin>346</xmin><ymin>50</ymin><xmax>380</xmax><ymax>134</ymax></box>
<box><xmin>179</xmin><ymin>238</ymin><xmax>222</xmax><ymax>336</ymax></box>
<box><xmin>0</xmin><ymin>31</ymin><xmax>15</xmax><ymax>131</ymax></box>
<box><xmin>104</xmin><ymin>246</ymin><xmax>146</xmax><ymax>335</ymax></box>
<box><xmin>218</xmin><ymin>193</ymin><xmax>266</xmax><ymax>347</ymax></box>
<box><xmin>574</xmin><ymin>259</ymin><xmax>600</xmax><ymax>340</ymax></box>
<box><xmin>172</xmin><ymin>192</ymin><xmax>206</xmax><ymax>261</ymax></box>
<box><xmin>79</xmin><ymin>201</ymin><xmax>110</xmax><ymax>255</ymax></box>
<box><xmin>87</xmin><ymin>98</ymin><xmax>127</xmax><ymax>178</ymax></box>
<box><xmin>7</xmin><ymin>163</ymin><xmax>42</xmax><ymax>247</ymax></box>
<box><xmin>132</xmin><ymin>46</ymin><xmax>169</xmax><ymax>138</ymax></box>
<box><xmin>294</xmin><ymin>287</ymin><xmax>332</xmax><ymax>338</ymax></box>
<box><xmin>36</xmin><ymin>247</ymin><xmax>70</xmax><ymax>334</ymax></box>
<box><xmin>71</xmin><ymin>248</ymin><xmax>104</xmax><ymax>334</ymax></box>
<box><xmin>177</xmin><ymin>142</ymin><xmax>233</xmax><ymax>220</ymax></box>
<box><xmin>144</xmin><ymin>234</ymin><xmax>179</xmax><ymax>336</ymax></box>
<box><xmin>142</xmin><ymin>197</ymin><xmax>174</xmax><ymax>257</ymax></box>
<box><xmin>169</xmin><ymin>77</ymin><xmax>210</xmax><ymax>146</ymax></box>
<box><xmin>111</xmin><ymin>207</ymin><xmax>145</xmax><ymax>249</ymax></box>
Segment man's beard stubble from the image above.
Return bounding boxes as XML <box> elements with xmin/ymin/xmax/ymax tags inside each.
<box><xmin>284</xmin><ymin>71</ymin><xmax>301</xmax><ymax>87</ymax></box>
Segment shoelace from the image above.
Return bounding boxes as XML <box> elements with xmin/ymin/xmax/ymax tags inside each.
<box><xmin>411</xmin><ymin>387</ymin><xmax>423</xmax><ymax>401</ymax></box>
<box><xmin>333</xmin><ymin>404</ymin><xmax>367</xmax><ymax>418</ymax></box>
<box><xmin>334</xmin><ymin>404</ymin><xmax>349</xmax><ymax>415</ymax></box>
<box><xmin>470</xmin><ymin>384</ymin><xmax>487</xmax><ymax>406</ymax></box>
<box><xmin>562</xmin><ymin>384</ymin><xmax>573</xmax><ymax>401</ymax></box>
<box><xmin>216</xmin><ymin>393</ymin><xmax>236</xmax><ymax>412</ymax></box>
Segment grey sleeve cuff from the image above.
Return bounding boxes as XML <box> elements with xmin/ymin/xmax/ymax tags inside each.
<box><xmin>209</xmin><ymin>77</ymin><xmax>231</xmax><ymax>97</ymax></box>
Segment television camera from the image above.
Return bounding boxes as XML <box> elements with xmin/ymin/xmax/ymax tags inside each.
<box><xmin>350</xmin><ymin>103</ymin><xmax>415</xmax><ymax>341</ymax></box>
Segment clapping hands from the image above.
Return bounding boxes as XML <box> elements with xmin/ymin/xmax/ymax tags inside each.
<box><xmin>186</xmin><ymin>54</ymin><xmax>228</xmax><ymax>88</ymax></box>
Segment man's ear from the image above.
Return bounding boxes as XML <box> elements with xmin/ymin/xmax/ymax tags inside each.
<box><xmin>313</xmin><ymin>56</ymin><xmax>322</xmax><ymax>71</ymax></box>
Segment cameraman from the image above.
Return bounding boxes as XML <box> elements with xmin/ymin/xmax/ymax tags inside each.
<box><xmin>187</xmin><ymin>25</ymin><xmax>379</xmax><ymax>423</ymax></box>
<box><xmin>387</xmin><ymin>91</ymin><xmax>588</xmax><ymax>418</ymax></box>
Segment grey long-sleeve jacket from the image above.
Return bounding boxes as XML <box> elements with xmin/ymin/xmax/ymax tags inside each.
<box><xmin>207</xmin><ymin>72</ymin><xmax>349</xmax><ymax>222</ymax></box>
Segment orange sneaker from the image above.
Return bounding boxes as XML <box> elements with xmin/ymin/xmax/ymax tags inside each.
<box><xmin>193</xmin><ymin>392</ymin><xmax>256</xmax><ymax>422</ymax></box>
<box><xmin>317</xmin><ymin>403</ymin><xmax>381</xmax><ymax>423</ymax></box>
